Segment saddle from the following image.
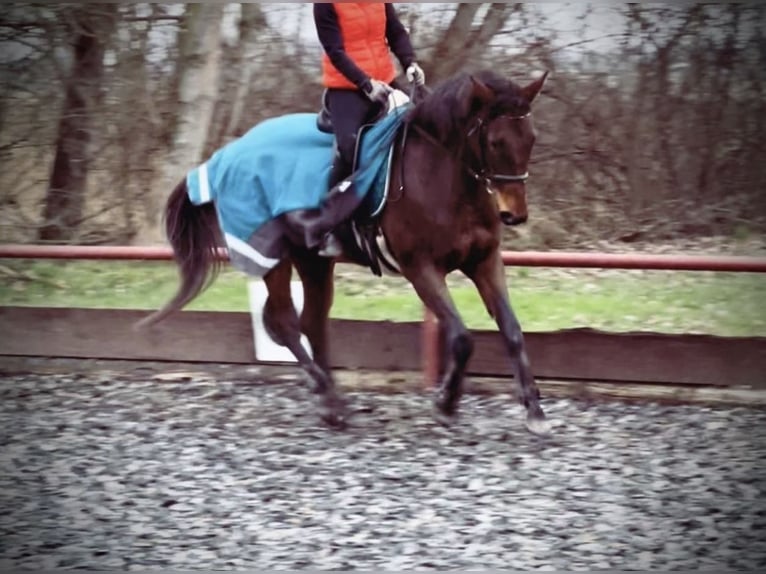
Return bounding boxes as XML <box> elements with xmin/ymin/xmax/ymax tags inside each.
<box><xmin>316</xmin><ymin>90</ymin><xmax>334</xmax><ymax>135</ymax></box>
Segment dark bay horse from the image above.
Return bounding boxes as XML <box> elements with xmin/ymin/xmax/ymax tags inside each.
<box><xmin>142</xmin><ymin>69</ymin><xmax>551</xmax><ymax>436</ymax></box>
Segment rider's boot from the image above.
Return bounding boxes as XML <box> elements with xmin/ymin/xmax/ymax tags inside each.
<box><xmin>282</xmin><ymin>155</ymin><xmax>361</xmax><ymax>257</ymax></box>
<box><xmin>316</xmin><ymin>156</ymin><xmax>353</xmax><ymax>257</ymax></box>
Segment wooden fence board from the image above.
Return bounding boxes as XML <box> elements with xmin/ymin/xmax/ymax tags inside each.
<box><xmin>0</xmin><ymin>307</ymin><xmax>256</xmax><ymax>363</ymax></box>
<box><xmin>469</xmin><ymin>329</ymin><xmax>766</xmax><ymax>386</ymax></box>
<box><xmin>1</xmin><ymin>307</ymin><xmax>764</xmax><ymax>387</ymax></box>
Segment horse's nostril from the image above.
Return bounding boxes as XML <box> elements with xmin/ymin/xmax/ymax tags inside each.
<box><xmin>500</xmin><ymin>212</ymin><xmax>527</xmax><ymax>226</ymax></box>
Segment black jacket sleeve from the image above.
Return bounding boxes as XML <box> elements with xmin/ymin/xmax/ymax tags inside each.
<box><xmin>385</xmin><ymin>4</ymin><xmax>415</xmax><ymax>69</ymax></box>
<box><xmin>313</xmin><ymin>3</ymin><xmax>369</xmax><ymax>89</ymax></box>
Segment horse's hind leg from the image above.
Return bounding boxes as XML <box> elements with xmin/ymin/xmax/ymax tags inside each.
<box><xmin>401</xmin><ymin>262</ymin><xmax>473</xmax><ymax>423</ymax></box>
<box><xmin>464</xmin><ymin>251</ymin><xmax>550</xmax><ymax>436</ymax></box>
<box><xmin>262</xmin><ymin>259</ymin><xmax>347</xmax><ymax>428</ymax></box>
<box><xmin>291</xmin><ymin>250</ymin><xmax>336</xmax><ymax>375</ymax></box>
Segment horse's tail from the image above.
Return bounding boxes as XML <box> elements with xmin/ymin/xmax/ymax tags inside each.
<box><xmin>136</xmin><ymin>179</ymin><xmax>222</xmax><ymax>329</ymax></box>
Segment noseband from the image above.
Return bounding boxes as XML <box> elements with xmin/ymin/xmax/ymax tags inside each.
<box><xmin>465</xmin><ymin>113</ymin><xmax>531</xmax><ymax>189</ymax></box>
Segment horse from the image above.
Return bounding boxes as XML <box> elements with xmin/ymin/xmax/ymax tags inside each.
<box><xmin>140</xmin><ymin>68</ymin><xmax>551</xmax><ymax>436</ymax></box>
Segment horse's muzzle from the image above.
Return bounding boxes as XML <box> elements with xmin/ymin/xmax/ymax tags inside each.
<box><xmin>500</xmin><ymin>211</ymin><xmax>528</xmax><ymax>226</ymax></box>
<box><xmin>493</xmin><ymin>182</ymin><xmax>528</xmax><ymax>227</ymax></box>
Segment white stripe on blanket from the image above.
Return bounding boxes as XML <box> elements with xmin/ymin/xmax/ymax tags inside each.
<box><xmin>224</xmin><ymin>233</ymin><xmax>280</xmax><ymax>270</ymax></box>
<box><xmin>199</xmin><ymin>162</ymin><xmax>211</xmax><ymax>204</ymax></box>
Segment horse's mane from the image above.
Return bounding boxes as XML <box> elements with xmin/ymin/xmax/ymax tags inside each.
<box><xmin>406</xmin><ymin>70</ymin><xmax>531</xmax><ymax>144</ymax></box>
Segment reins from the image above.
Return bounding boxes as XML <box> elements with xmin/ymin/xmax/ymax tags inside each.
<box><xmin>388</xmin><ymin>82</ymin><xmax>426</xmax><ymax>204</ymax></box>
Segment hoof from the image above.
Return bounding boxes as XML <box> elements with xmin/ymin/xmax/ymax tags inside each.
<box><xmin>432</xmin><ymin>394</ymin><xmax>458</xmax><ymax>427</ymax></box>
<box><xmin>320</xmin><ymin>410</ymin><xmax>349</xmax><ymax>430</ymax></box>
<box><xmin>525</xmin><ymin>415</ymin><xmax>552</xmax><ymax>437</ymax></box>
<box><xmin>432</xmin><ymin>406</ymin><xmax>458</xmax><ymax>428</ymax></box>
<box><xmin>316</xmin><ymin>394</ymin><xmax>349</xmax><ymax>430</ymax></box>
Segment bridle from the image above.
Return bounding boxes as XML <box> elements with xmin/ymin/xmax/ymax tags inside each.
<box><xmin>464</xmin><ymin>112</ymin><xmax>531</xmax><ymax>191</ymax></box>
<box><xmin>395</xmin><ymin>85</ymin><xmax>533</xmax><ymax>199</ymax></box>
<box><xmin>404</xmin><ymin>110</ymin><xmax>532</xmax><ymax>197</ymax></box>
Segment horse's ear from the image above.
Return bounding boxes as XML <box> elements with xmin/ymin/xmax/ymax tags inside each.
<box><xmin>460</xmin><ymin>75</ymin><xmax>495</xmax><ymax>117</ymax></box>
<box><xmin>521</xmin><ymin>71</ymin><xmax>549</xmax><ymax>104</ymax></box>
<box><xmin>470</xmin><ymin>75</ymin><xmax>495</xmax><ymax>104</ymax></box>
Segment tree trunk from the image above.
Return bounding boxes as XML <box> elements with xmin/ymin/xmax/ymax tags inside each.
<box><xmin>168</xmin><ymin>3</ymin><xmax>224</xmax><ymax>163</ymax></box>
<box><xmin>224</xmin><ymin>3</ymin><xmax>268</xmax><ymax>138</ymax></box>
<box><xmin>143</xmin><ymin>3</ymin><xmax>224</xmax><ymax>242</ymax></box>
<box><xmin>38</xmin><ymin>6</ymin><xmax>116</xmax><ymax>242</ymax></box>
<box><xmin>113</xmin><ymin>4</ymin><xmax>162</xmax><ymax>242</ymax></box>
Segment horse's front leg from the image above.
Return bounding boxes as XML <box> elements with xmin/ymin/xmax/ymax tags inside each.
<box><xmin>262</xmin><ymin>258</ymin><xmax>347</xmax><ymax>429</ymax></box>
<box><xmin>402</xmin><ymin>262</ymin><xmax>473</xmax><ymax>423</ymax></box>
<box><xmin>464</xmin><ymin>251</ymin><xmax>550</xmax><ymax>436</ymax></box>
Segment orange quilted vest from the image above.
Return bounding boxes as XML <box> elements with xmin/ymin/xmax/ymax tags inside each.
<box><xmin>322</xmin><ymin>3</ymin><xmax>396</xmax><ymax>89</ymax></box>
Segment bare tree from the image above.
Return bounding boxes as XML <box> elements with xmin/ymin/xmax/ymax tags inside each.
<box><xmin>426</xmin><ymin>3</ymin><xmax>522</xmax><ymax>81</ymax></box>
<box><xmin>223</xmin><ymin>3</ymin><xmax>268</xmax><ymax>139</ymax></box>
<box><xmin>104</xmin><ymin>4</ymin><xmax>169</xmax><ymax>243</ymax></box>
<box><xmin>38</xmin><ymin>5</ymin><xmax>117</xmax><ymax>241</ymax></box>
<box><xmin>143</xmin><ymin>2</ymin><xmax>224</xmax><ymax>242</ymax></box>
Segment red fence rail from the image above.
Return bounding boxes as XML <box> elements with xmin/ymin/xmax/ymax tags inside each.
<box><xmin>0</xmin><ymin>244</ymin><xmax>182</xmax><ymax>261</ymax></box>
<box><xmin>3</xmin><ymin>243</ymin><xmax>766</xmax><ymax>272</ymax></box>
<box><xmin>501</xmin><ymin>251</ymin><xmax>766</xmax><ymax>272</ymax></box>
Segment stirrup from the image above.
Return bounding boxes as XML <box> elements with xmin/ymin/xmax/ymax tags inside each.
<box><xmin>318</xmin><ymin>233</ymin><xmax>343</xmax><ymax>258</ymax></box>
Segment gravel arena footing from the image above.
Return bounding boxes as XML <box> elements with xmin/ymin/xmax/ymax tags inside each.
<box><xmin>0</xmin><ymin>361</ymin><xmax>764</xmax><ymax>570</ymax></box>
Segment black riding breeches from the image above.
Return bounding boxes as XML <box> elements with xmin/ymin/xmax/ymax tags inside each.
<box><xmin>325</xmin><ymin>87</ymin><xmax>385</xmax><ymax>168</ymax></box>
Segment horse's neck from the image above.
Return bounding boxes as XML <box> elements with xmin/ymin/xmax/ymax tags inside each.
<box><xmin>398</xmin><ymin>126</ymin><xmax>497</xmax><ymax>226</ymax></box>
<box><xmin>404</xmin><ymin>125</ymin><xmax>461</xmax><ymax>188</ymax></box>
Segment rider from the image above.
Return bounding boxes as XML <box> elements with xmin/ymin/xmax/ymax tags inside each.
<box><xmin>285</xmin><ymin>3</ymin><xmax>426</xmax><ymax>257</ymax></box>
